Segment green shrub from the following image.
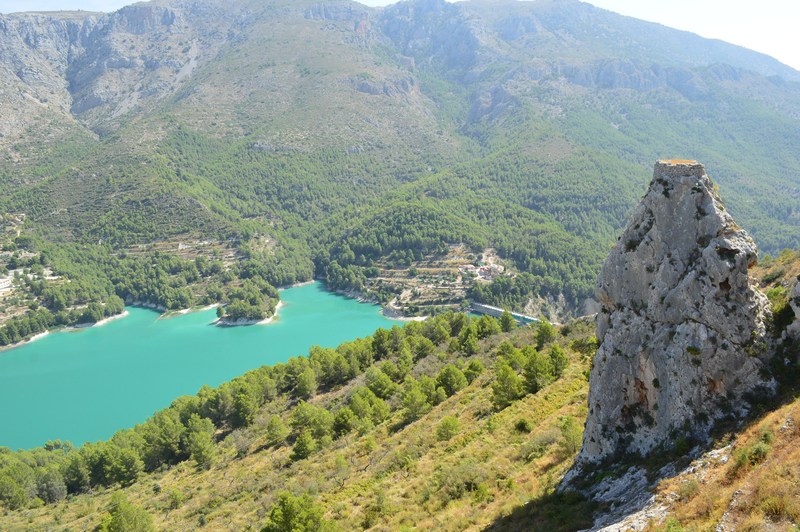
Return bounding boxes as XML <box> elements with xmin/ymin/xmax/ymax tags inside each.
<box><xmin>436</xmin><ymin>460</ymin><xmax>487</xmax><ymax>501</ymax></box>
<box><xmin>556</xmin><ymin>417</ymin><xmax>582</xmax><ymax>459</ymax></box>
<box><xmin>436</xmin><ymin>416</ymin><xmax>461</xmax><ymax>442</ymax></box>
<box><xmin>519</xmin><ymin>429</ymin><xmax>561</xmax><ymax>462</ymax></box>
<box><xmin>97</xmin><ymin>493</ymin><xmax>155</xmax><ymax>532</ymax></box>
<box><xmin>262</xmin><ymin>492</ymin><xmax>331</xmax><ymax>532</ymax></box>
<box><xmin>677</xmin><ymin>479</ymin><xmax>699</xmax><ymax>501</ymax></box>
<box><xmin>731</xmin><ymin>439</ymin><xmax>771</xmax><ymax>476</ymax></box>
<box><xmin>514</xmin><ymin>418</ymin><xmax>533</xmax><ymax>433</ymax></box>
<box><xmin>291</xmin><ymin>431</ymin><xmax>317</xmax><ymax>461</ymax></box>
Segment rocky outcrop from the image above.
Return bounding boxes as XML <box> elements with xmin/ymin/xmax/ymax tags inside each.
<box><xmin>468</xmin><ymin>84</ymin><xmax>517</xmax><ymax>123</ymax></box>
<box><xmin>0</xmin><ymin>3</ymin><xmax>235</xmax><ymax>142</ymax></box>
<box><xmin>353</xmin><ymin>75</ymin><xmax>419</xmax><ymax>98</ymax></box>
<box><xmin>578</xmin><ymin>160</ymin><xmax>774</xmax><ymax>464</ymax></box>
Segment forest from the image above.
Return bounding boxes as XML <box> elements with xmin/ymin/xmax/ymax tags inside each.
<box><xmin>0</xmin><ymin>234</ymin><xmax>312</xmax><ymax>346</ymax></box>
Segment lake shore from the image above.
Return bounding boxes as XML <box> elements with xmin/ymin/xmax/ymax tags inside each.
<box><xmin>0</xmin><ymin>310</ymin><xmax>130</xmax><ymax>353</ymax></box>
<box><xmin>29</xmin><ymin>331</ymin><xmax>50</xmax><ymax>342</ymax></box>
<box><xmin>381</xmin><ymin>305</ymin><xmax>428</xmax><ymax>322</ymax></box>
<box><xmin>159</xmin><ymin>303</ymin><xmax>219</xmax><ymax>319</ymax></box>
<box><xmin>71</xmin><ymin>310</ymin><xmax>130</xmax><ymax>329</ymax></box>
<box><xmin>286</xmin><ymin>280</ymin><xmax>315</xmax><ymax>289</ymax></box>
<box><xmin>214</xmin><ymin>301</ymin><xmax>284</xmax><ymax>327</ymax></box>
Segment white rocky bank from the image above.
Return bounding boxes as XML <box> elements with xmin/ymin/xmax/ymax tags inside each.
<box><xmin>577</xmin><ymin>160</ymin><xmax>774</xmax><ymax>464</ymax></box>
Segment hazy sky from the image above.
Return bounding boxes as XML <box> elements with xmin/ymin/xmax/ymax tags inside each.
<box><xmin>2</xmin><ymin>0</ymin><xmax>798</xmax><ymax>71</ymax></box>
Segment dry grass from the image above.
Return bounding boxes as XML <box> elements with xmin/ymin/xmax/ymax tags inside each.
<box><xmin>650</xmin><ymin>398</ymin><xmax>800</xmax><ymax>531</ymax></box>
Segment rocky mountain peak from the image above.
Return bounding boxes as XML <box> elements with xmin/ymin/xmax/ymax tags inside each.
<box><xmin>578</xmin><ymin>160</ymin><xmax>774</xmax><ymax>463</ymax></box>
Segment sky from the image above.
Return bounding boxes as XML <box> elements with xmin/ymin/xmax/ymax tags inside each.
<box><xmin>1</xmin><ymin>0</ymin><xmax>798</xmax><ymax>71</ymax></box>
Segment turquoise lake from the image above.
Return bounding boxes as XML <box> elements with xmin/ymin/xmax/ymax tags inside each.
<box><xmin>0</xmin><ymin>282</ymin><xmax>396</xmax><ymax>450</ymax></box>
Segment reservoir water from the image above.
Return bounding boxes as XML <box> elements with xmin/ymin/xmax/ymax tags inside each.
<box><xmin>0</xmin><ymin>282</ymin><xmax>395</xmax><ymax>450</ymax></box>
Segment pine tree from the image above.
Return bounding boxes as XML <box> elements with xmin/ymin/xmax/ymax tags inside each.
<box><xmin>492</xmin><ymin>362</ymin><xmax>524</xmax><ymax>410</ymax></box>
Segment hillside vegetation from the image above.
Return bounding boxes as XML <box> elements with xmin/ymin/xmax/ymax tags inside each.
<box><xmin>1</xmin><ymin>249</ymin><xmax>799</xmax><ymax>530</ymax></box>
<box><xmin>1</xmin><ymin>0</ymin><xmax>799</xmax><ymax>324</ymax></box>
<box><xmin>0</xmin><ymin>312</ymin><xmax>597</xmax><ymax>531</ymax></box>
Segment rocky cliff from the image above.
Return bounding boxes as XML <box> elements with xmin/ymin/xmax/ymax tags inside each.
<box><xmin>0</xmin><ymin>2</ymin><xmax>236</xmax><ymax>145</ymax></box>
<box><xmin>578</xmin><ymin>160</ymin><xmax>774</xmax><ymax>464</ymax></box>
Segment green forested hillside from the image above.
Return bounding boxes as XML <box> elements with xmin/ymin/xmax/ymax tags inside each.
<box><xmin>1</xmin><ymin>0</ymin><xmax>799</xmax><ymax>323</ymax></box>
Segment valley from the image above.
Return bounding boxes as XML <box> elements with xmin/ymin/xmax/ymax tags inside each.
<box><xmin>2</xmin><ymin>0</ymin><xmax>800</xmax><ymax>329</ymax></box>
<box><xmin>1</xmin><ymin>0</ymin><xmax>800</xmax><ymax>530</ymax></box>
<box><xmin>0</xmin><ymin>282</ymin><xmax>396</xmax><ymax>450</ymax></box>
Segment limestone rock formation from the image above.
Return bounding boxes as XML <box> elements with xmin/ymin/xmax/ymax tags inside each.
<box><xmin>578</xmin><ymin>160</ymin><xmax>773</xmax><ymax>464</ymax></box>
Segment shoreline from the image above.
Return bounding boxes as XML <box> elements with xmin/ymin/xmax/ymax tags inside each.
<box><xmin>327</xmin><ymin>285</ymin><xmax>431</xmax><ymax>321</ymax></box>
<box><xmin>381</xmin><ymin>305</ymin><xmax>428</xmax><ymax>322</ymax></box>
<box><xmin>285</xmin><ymin>280</ymin><xmax>315</xmax><ymax>289</ymax></box>
<box><xmin>0</xmin><ymin>310</ymin><xmax>130</xmax><ymax>353</ymax></box>
<box><xmin>0</xmin><ymin>330</ymin><xmax>51</xmax><ymax>352</ymax></box>
<box><xmin>127</xmin><ymin>300</ymin><xmax>167</xmax><ymax>312</ymax></box>
<box><xmin>29</xmin><ymin>331</ymin><xmax>50</xmax><ymax>342</ymax></box>
<box><xmin>214</xmin><ymin>300</ymin><xmax>284</xmax><ymax>327</ymax></box>
<box><xmin>70</xmin><ymin>310</ymin><xmax>130</xmax><ymax>329</ymax></box>
<box><xmin>159</xmin><ymin>303</ymin><xmax>219</xmax><ymax>319</ymax></box>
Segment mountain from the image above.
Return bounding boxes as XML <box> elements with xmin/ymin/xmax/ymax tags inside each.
<box><xmin>0</xmin><ymin>208</ymin><xmax>798</xmax><ymax>530</ymax></box>
<box><xmin>1</xmin><ymin>0</ymin><xmax>799</xmax><ymax>320</ymax></box>
<box><xmin>3</xmin><ymin>1</ymin><xmax>800</xmax><ymax>527</ymax></box>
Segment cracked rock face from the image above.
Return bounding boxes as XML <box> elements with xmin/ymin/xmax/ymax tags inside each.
<box><xmin>578</xmin><ymin>160</ymin><xmax>773</xmax><ymax>463</ymax></box>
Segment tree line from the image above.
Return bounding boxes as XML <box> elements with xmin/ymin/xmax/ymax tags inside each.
<box><xmin>0</xmin><ymin>312</ymin><xmax>570</xmax><ymax>513</ymax></box>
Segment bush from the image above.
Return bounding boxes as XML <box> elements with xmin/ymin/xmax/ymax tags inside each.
<box><xmin>463</xmin><ymin>359</ymin><xmax>485</xmax><ymax>383</ymax></box>
<box><xmin>291</xmin><ymin>431</ymin><xmax>317</xmax><ymax>462</ymax></box>
<box><xmin>401</xmin><ymin>379</ymin><xmax>432</xmax><ymax>424</ymax></box>
<box><xmin>97</xmin><ymin>493</ymin><xmax>155</xmax><ymax>532</ymax></box>
<box><xmin>36</xmin><ymin>468</ymin><xmax>67</xmax><ymax>504</ymax></box>
<box><xmin>514</xmin><ymin>418</ymin><xmax>533</xmax><ymax>433</ymax></box>
<box><xmin>492</xmin><ymin>362</ymin><xmax>524</xmax><ymax>410</ymax></box>
<box><xmin>436</xmin><ymin>460</ymin><xmax>487</xmax><ymax>502</ymax></box>
<box><xmin>556</xmin><ymin>417</ymin><xmax>582</xmax><ymax>459</ymax></box>
<box><xmin>265</xmin><ymin>415</ymin><xmax>290</xmax><ymax>447</ymax></box>
<box><xmin>167</xmin><ymin>489</ymin><xmax>186</xmax><ymax>510</ymax></box>
<box><xmin>534</xmin><ymin>321</ymin><xmax>556</xmax><ymax>349</ymax></box>
<box><xmin>290</xmin><ymin>402</ymin><xmax>334</xmax><ymax>440</ymax></box>
<box><xmin>519</xmin><ymin>429</ymin><xmax>561</xmax><ymax>462</ymax></box>
<box><xmin>731</xmin><ymin>438</ymin><xmax>771</xmax><ymax>477</ymax></box>
<box><xmin>0</xmin><ymin>474</ymin><xmax>28</xmax><ymax>510</ymax></box>
<box><xmin>262</xmin><ymin>492</ymin><xmax>331</xmax><ymax>532</ymax></box>
<box><xmin>664</xmin><ymin>517</ymin><xmax>685</xmax><ymax>532</ymax></box>
<box><xmin>436</xmin><ymin>365</ymin><xmax>467</xmax><ymax>397</ymax></box>
<box><xmin>677</xmin><ymin>479</ymin><xmax>699</xmax><ymax>501</ymax></box>
<box><xmin>436</xmin><ymin>416</ymin><xmax>461</xmax><ymax>442</ymax></box>
<box><xmin>524</xmin><ymin>348</ymin><xmax>555</xmax><ymax>393</ymax></box>
<box><xmin>364</xmin><ymin>367</ymin><xmax>397</xmax><ymax>399</ymax></box>
<box><xmin>548</xmin><ymin>345</ymin><xmax>569</xmax><ymax>378</ymax></box>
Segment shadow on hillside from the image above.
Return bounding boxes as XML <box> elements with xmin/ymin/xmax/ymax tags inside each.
<box><xmin>486</xmin><ymin>392</ymin><xmax>800</xmax><ymax>531</ymax></box>
<box><xmin>484</xmin><ymin>489</ymin><xmax>601</xmax><ymax>532</ymax></box>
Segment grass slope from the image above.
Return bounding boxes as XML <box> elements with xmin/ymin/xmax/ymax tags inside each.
<box><xmin>0</xmin><ymin>316</ymin><xmax>596</xmax><ymax>531</ymax></box>
<box><xmin>2</xmin><ymin>253</ymin><xmax>799</xmax><ymax>531</ymax></box>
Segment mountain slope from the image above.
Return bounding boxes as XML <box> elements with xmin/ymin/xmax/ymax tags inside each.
<box><xmin>1</xmin><ymin>253</ymin><xmax>797</xmax><ymax>530</ymax></box>
<box><xmin>0</xmin><ymin>313</ymin><xmax>596</xmax><ymax>531</ymax></box>
<box><xmin>1</xmin><ymin>0</ymin><xmax>799</xmax><ymax>316</ymax></box>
